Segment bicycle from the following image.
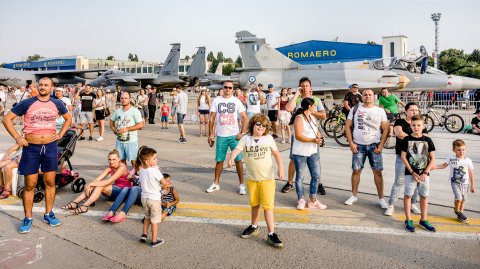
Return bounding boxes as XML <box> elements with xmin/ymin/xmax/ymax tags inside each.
<box><xmin>323</xmin><ymin>104</ymin><xmax>345</xmax><ymax>138</ymax></box>
<box><xmin>333</xmin><ymin>120</ymin><xmax>349</xmax><ymax>147</ymax></box>
<box><xmin>422</xmin><ymin>104</ymin><xmax>464</xmax><ymax>133</ymax></box>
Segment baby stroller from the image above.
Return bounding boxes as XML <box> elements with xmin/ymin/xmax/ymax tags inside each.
<box><xmin>17</xmin><ymin>128</ymin><xmax>86</xmax><ymax>203</ymax></box>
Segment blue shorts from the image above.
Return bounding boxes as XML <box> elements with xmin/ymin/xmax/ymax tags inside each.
<box><xmin>116</xmin><ymin>141</ymin><xmax>138</xmax><ymax>162</ymax></box>
<box><xmin>161</xmin><ymin>115</ymin><xmax>168</xmax><ymax>122</ymax></box>
<box><xmin>19</xmin><ymin>142</ymin><xmax>57</xmax><ymax>176</ymax></box>
<box><xmin>215</xmin><ymin>135</ymin><xmax>242</xmax><ymax>162</ymax></box>
<box><xmin>161</xmin><ymin>205</ymin><xmax>177</xmax><ymax>216</ymax></box>
<box><xmin>352</xmin><ymin>143</ymin><xmax>383</xmax><ymax>171</ymax></box>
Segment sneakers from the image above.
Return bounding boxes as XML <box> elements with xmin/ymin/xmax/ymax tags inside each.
<box><xmin>411</xmin><ymin>204</ymin><xmax>421</xmax><ymax>215</ymax></box>
<box><xmin>241</xmin><ymin>225</ymin><xmax>259</xmax><ymax>239</ymax></box>
<box><xmin>19</xmin><ymin>218</ymin><xmax>33</xmax><ymax>234</ymax></box>
<box><xmin>455</xmin><ymin>211</ymin><xmax>468</xmax><ymax>223</ymax></box>
<box><xmin>405</xmin><ymin>220</ymin><xmax>415</xmax><ymax>232</ymax></box>
<box><xmin>281</xmin><ymin>182</ymin><xmax>293</xmax><ymax>193</ymax></box>
<box><xmin>206</xmin><ymin>183</ymin><xmax>220</xmax><ymax>193</ymax></box>
<box><xmin>419</xmin><ymin>220</ymin><xmax>436</xmax><ymax>232</ymax></box>
<box><xmin>238</xmin><ymin>184</ymin><xmax>247</xmax><ymax>195</ymax></box>
<box><xmin>378</xmin><ymin>198</ymin><xmax>388</xmax><ymax>209</ymax></box>
<box><xmin>96</xmin><ymin>136</ymin><xmax>104</xmax><ymax>141</ymax></box>
<box><xmin>150</xmin><ymin>239</ymin><xmax>164</xmax><ymax>248</ymax></box>
<box><xmin>88</xmin><ymin>136</ymin><xmax>93</xmax><ymax>141</ymax></box>
<box><xmin>140</xmin><ymin>233</ymin><xmax>147</xmax><ymax>243</ymax></box>
<box><xmin>296</xmin><ymin>198</ymin><xmax>306</xmax><ymax>210</ymax></box>
<box><xmin>317</xmin><ymin>184</ymin><xmax>326</xmax><ymax>195</ymax></box>
<box><xmin>307</xmin><ymin>199</ymin><xmax>327</xmax><ymax>209</ymax></box>
<box><xmin>178</xmin><ymin>137</ymin><xmax>187</xmax><ymax>144</ymax></box>
<box><xmin>384</xmin><ymin>205</ymin><xmax>395</xmax><ymax>216</ymax></box>
<box><xmin>281</xmin><ymin>138</ymin><xmax>285</xmax><ymax>144</ymax></box>
<box><xmin>266</xmin><ymin>233</ymin><xmax>284</xmax><ymax>248</ymax></box>
<box><xmin>344</xmin><ymin>195</ymin><xmax>358</xmax><ymax>205</ymax></box>
<box><xmin>43</xmin><ymin>211</ymin><xmax>61</xmax><ymax>227</ymax></box>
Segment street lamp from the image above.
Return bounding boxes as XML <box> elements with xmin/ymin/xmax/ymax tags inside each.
<box><xmin>431</xmin><ymin>13</ymin><xmax>441</xmax><ymax>69</ymax></box>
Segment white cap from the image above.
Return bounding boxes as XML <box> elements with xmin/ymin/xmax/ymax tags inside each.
<box><xmin>55</xmin><ymin>87</ymin><xmax>65</xmax><ymax>93</ymax></box>
<box><xmin>146</xmin><ymin>85</ymin><xmax>152</xmax><ymax>89</ymax></box>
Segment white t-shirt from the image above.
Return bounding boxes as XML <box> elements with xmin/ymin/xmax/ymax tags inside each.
<box><xmin>246</xmin><ymin>91</ymin><xmax>261</xmax><ymax>113</ymax></box>
<box><xmin>444</xmin><ymin>155</ymin><xmax>474</xmax><ymax>185</ymax></box>
<box><xmin>348</xmin><ymin>104</ymin><xmax>387</xmax><ymax>145</ymax></box>
<box><xmin>139</xmin><ymin>167</ymin><xmax>164</xmax><ymax>200</ymax></box>
<box><xmin>266</xmin><ymin>91</ymin><xmax>280</xmax><ymax>110</ymax></box>
<box><xmin>15</xmin><ymin>90</ymin><xmax>29</xmax><ymax>103</ymax></box>
<box><xmin>176</xmin><ymin>91</ymin><xmax>188</xmax><ymax>114</ymax></box>
<box><xmin>235</xmin><ymin>135</ymin><xmax>278</xmax><ymax>181</ymax></box>
<box><xmin>210</xmin><ymin>96</ymin><xmax>245</xmax><ymax>137</ymax></box>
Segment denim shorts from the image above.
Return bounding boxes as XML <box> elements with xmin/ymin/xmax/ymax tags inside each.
<box><xmin>116</xmin><ymin>140</ymin><xmax>138</xmax><ymax>162</ymax></box>
<box><xmin>405</xmin><ymin>175</ymin><xmax>429</xmax><ymax>197</ymax></box>
<box><xmin>161</xmin><ymin>205</ymin><xmax>177</xmax><ymax>216</ymax></box>
<box><xmin>18</xmin><ymin>142</ymin><xmax>57</xmax><ymax>176</ymax></box>
<box><xmin>79</xmin><ymin>111</ymin><xmax>94</xmax><ymax>124</ymax></box>
<box><xmin>215</xmin><ymin>135</ymin><xmax>242</xmax><ymax>162</ymax></box>
<box><xmin>352</xmin><ymin>143</ymin><xmax>383</xmax><ymax>171</ymax></box>
<box><xmin>451</xmin><ymin>183</ymin><xmax>468</xmax><ymax>201</ymax></box>
<box><xmin>161</xmin><ymin>115</ymin><xmax>168</xmax><ymax>122</ymax></box>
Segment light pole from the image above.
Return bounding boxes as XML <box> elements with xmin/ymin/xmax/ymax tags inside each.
<box><xmin>431</xmin><ymin>13</ymin><xmax>441</xmax><ymax>69</ymax></box>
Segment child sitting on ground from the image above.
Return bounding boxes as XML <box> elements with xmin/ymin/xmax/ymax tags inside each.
<box><xmin>138</xmin><ymin>147</ymin><xmax>167</xmax><ymax>248</ymax></box>
<box><xmin>228</xmin><ymin>114</ymin><xmax>284</xmax><ymax>248</ymax></box>
<box><xmin>401</xmin><ymin>115</ymin><xmax>436</xmax><ymax>233</ymax></box>
<box><xmin>160</xmin><ymin>173</ymin><xmax>180</xmax><ymax>220</ymax></box>
<box><xmin>433</xmin><ymin>139</ymin><xmax>475</xmax><ymax>223</ymax></box>
<box><xmin>0</xmin><ymin>143</ymin><xmax>22</xmax><ymax>199</ymax></box>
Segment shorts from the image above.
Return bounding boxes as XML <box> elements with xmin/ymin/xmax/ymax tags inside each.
<box><xmin>18</xmin><ymin>142</ymin><xmax>57</xmax><ymax>176</ymax></box>
<box><xmin>79</xmin><ymin>111</ymin><xmax>94</xmax><ymax>124</ymax></box>
<box><xmin>161</xmin><ymin>205</ymin><xmax>177</xmax><ymax>216</ymax></box>
<box><xmin>279</xmin><ymin>110</ymin><xmax>291</xmax><ymax>125</ymax></box>
<box><xmin>115</xmin><ymin>140</ymin><xmax>138</xmax><ymax>162</ymax></box>
<box><xmin>142</xmin><ymin>198</ymin><xmax>162</xmax><ymax>224</ymax></box>
<box><xmin>198</xmin><ymin>109</ymin><xmax>210</xmax><ymax>115</ymax></box>
<box><xmin>267</xmin><ymin>110</ymin><xmax>278</xmax><ymax>122</ymax></box>
<box><xmin>161</xmin><ymin>115</ymin><xmax>168</xmax><ymax>122</ymax></box>
<box><xmin>215</xmin><ymin>135</ymin><xmax>242</xmax><ymax>162</ymax></box>
<box><xmin>352</xmin><ymin>143</ymin><xmax>383</xmax><ymax>171</ymax></box>
<box><xmin>386</xmin><ymin>113</ymin><xmax>397</xmax><ymax>124</ymax></box>
<box><xmin>451</xmin><ymin>183</ymin><xmax>469</xmax><ymax>201</ymax></box>
<box><xmin>246</xmin><ymin>179</ymin><xmax>276</xmax><ymax>211</ymax></box>
<box><xmin>94</xmin><ymin>109</ymin><xmax>105</xmax><ymax>121</ymax></box>
<box><xmin>405</xmin><ymin>175</ymin><xmax>429</xmax><ymax>197</ymax></box>
<box><xmin>177</xmin><ymin>113</ymin><xmax>186</xmax><ymax>124</ymax></box>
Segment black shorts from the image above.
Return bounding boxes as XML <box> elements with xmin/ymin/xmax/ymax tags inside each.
<box><xmin>95</xmin><ymin>109</ymin><xmax>105</xmax><ymax>120</ymax></box>
<box><xmin>268</xmin><ymin>110</ymin><xmax>278</xmax><ymax>122</ymax></box>
<box><xmin>386</xmin><ymin>113</ymin><xmax>397</xmax><ymax>124</ymax></box>
<box><xmin>198</xmin><ymin>109</ymin><xmax>210</xmax><ymax>115</ymax></box>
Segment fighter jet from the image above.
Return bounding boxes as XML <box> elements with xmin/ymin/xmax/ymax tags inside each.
<box><xmin>89</xmin><ymin>43</ymin><xmax>185</xmax><ymax>92</ymax></box>
<box><xmin>231</xmin><ymin>31</ymin><xmax>480</xmax><ymax>99</ymax></box>
<box><xmin>0</xmin><ymin>67</ymin><xmax>104</xmax><ymax>88</ymax></box>
<box><xmin>185</xmin><ymin>46</ymin><xmax>231</xmax><ymax>90</ymax></box>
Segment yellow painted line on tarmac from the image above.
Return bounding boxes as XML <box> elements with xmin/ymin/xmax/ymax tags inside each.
<box><xmin>0</xmin><ymin>196</ymin><xmax>21</xmax><ymax>205</ymax></box>
<box><xmin>392</xmin><ymin>213</ymin><xmax>480</xmax><ymax>225</ymax></box>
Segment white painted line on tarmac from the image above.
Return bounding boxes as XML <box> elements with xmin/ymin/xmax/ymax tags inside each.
<box><xmin>1</xmin><ymin>204</ymin><xmax>478</xmax><ymax>241</ymax></box>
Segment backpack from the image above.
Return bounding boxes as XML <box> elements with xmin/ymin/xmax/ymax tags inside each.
<box><xmin>349</xmin><ymin>104</ymin><xmax>360</xmax><ymax>132</ymax></box>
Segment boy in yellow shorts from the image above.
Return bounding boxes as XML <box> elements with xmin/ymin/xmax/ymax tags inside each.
<box><xmin>228</xmin><ymin>113</ymin><xmax>284</xmax><ymax>248</ymax></box>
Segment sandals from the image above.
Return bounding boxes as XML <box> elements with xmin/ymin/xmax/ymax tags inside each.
<box><xmin>0</xmin><ymin>189</ymin><xmax>11</xmax><ymax>199</ymax></box>
<box><xmin>62</xmin><ymin>201</ymin><xmax>78</xmax><ymax>210</ymax></box>
<box><xmin>70</xmin><ymin>205</ymin><xmax>89</xmax><ymax>215</ymax></box>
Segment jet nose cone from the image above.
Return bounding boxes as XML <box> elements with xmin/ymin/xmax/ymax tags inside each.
<box><xmin>461</xmin><ymin>76</ymin><xmax>480</xmax><ymax>90</ymax></box>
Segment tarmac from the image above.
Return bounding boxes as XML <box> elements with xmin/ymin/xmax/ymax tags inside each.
<box><xmin>0</xmin><ymin>119</ymin><xmax>479</xmax><ymax>269</ymax></box>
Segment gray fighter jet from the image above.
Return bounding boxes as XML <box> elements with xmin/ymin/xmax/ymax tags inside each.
<box><xmin>0</xmin><ymin>67</ymin><xmax>104</xmax><ymax>88</ymax></box>
<box><xmin>185</xmin><ymin>46</ymin><xmax>231</xmax><ymax>90</ymax></box>
<box><xmin>231</xmin><ymin>31</ymin><xmax>480</xmax><ymax>99</ymax></box>
<box><xmin>89</xmin><ymin>43</ymin><xmax>185</xmax><ymax>92</ymax></box>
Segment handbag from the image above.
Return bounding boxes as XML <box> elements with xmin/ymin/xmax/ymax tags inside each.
<box><xmin>104</xmin><ymin>108</ymin><xmax>111</xmax><ymax>117</ymax></box>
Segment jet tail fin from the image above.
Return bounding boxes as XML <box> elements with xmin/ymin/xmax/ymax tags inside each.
<box><xmin>187</xmin><ymin>46</ymin><xmax>206</xmax><ymax>77</ymax></box>
<box><xmin>235</xmin><ymin>31</ymin><xmax>300</xmax><ymax>69</ymax></box>
<box><xmin>215</xmin><ymin>62</ymin><xmax>223</xmax><ymax>75</ymax></box>
<box><xmin>159</xmin><ymin>43</ymin><xmax>181</xmax><ymax>77</ymax></box>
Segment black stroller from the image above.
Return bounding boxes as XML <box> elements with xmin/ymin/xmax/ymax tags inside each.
<box><xmin>18</xmin><ymin>128</ymin><xmax>86</xmax><ymax>203</ymax></box>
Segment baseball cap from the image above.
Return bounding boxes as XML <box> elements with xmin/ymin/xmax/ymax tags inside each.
<box><xmin>55</xmin><ymin>87</ymin><xmax>65</xmax><ymax>93</ymax></box>
<box><xmin>268</xmin><ymin>84</ymin><xmax>273</xmax><ymax>88</ymax></box>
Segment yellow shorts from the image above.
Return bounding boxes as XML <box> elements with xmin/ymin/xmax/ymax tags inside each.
<box><xmin>246</xmin><ymin>179</ymin><xmax>276</xmax><ymax>211</ymax></box>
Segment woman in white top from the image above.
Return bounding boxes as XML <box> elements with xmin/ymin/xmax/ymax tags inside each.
<box><xmin>278</xmin><ymin>88</ymin><xmax>292</xmax><ymax>144</ymax></box>
<box><xmin>197</xmin><ymin>88</ymin><xmax>211</xmax><ymax>136</ymax></box>
<box><xmin>291</xmin><ymin>98</ymin><xmax>326</xmax><ymax>210</ymax></box>
<box><xmin>93</xmin><ymin>89</ymin><xmax>106</xmax><ymax>141</ymax></box>
<box><xmin>136</xmin><ymin>89</ymin><xmax>149</xmax><ymax>124</ymax></box>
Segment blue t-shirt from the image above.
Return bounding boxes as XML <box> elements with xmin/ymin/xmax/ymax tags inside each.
<box><xmin>111</xmin><ymin>107</ymin><xmax>143</xmax><ymax>143</ymax></box>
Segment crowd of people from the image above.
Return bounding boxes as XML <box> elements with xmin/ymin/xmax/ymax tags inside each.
<box><xmin>0</xmin><ymin>77</ymin><xmax>477</xmax><ymax>249</ymax></box>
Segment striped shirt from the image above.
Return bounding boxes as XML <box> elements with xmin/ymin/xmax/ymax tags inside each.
<box><xmin>162</xmin><ymin>186</ymin><xmax>175</xmax><ymax>203</ymax></box>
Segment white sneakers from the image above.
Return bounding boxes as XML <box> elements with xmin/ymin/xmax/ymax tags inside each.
<box><xmin>307</xmin><ymin>199</ymin><xmax>327</xmax><ymax>210</ymax></box>
<box><xmin>378</xmin><ymin>198</ymin><xmax>388</xmax><ymax>209</ymax></box>
<box><xmin>206</xmin><ymin>183</ymin><xmax>220</xmax><ymax>193</ymax></box>
<box><xmin>206</xmin><ymin>183</ymin><xmax>247</xmax><ymax>195</ymax></box>
<box><xmin>410</xmin><ymin>204</ymin><xmax>421</xmax><ymax>215</ymax></box>
<box><xmin>96</xmin><ymin>136</ymin><xmax>104</xmax><ymax>141</ymax></box>
<box><xmin>296</xmin><ymin>199</ymin><xmax>306</xmax><ymax>210</ymax></box>
<box><xmin>385</xmin><ymin>204</ymin><xmax>421</xmax><ymax>216</ymax></box>
<box><xmin>344</xmin><ymin>195</ymin><xmax>358</xmax><ymax>205</ymax></box>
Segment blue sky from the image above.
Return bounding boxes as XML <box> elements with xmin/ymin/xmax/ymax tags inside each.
<box><xmin>0</xmin><ymin>0</ymin><xmax>478</xmax><ymax>63</ymax></box>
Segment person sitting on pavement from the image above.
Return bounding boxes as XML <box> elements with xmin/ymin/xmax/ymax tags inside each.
<box><xmin>0</xmin><ymin>144</ymin><xmax>22</xmax><ymax>199</ymax></box>
<box><xmin>160</xmin><ymin>173</ymin><xmax>180</xmax><ymax>220</ymax></box>
<box><xmin>62</xmin><ymin>149</ymin><xmax>130</xmax><ymax>214</ymax></box>
<box><xmin>471</xmin><ymin>110</ymin><xmax>480</xmax><ymax>135</ymax></box>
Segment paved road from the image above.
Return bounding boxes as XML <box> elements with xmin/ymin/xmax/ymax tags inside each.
<box><xmin>0</xmin><ymin>123</ymin><xmax>479</xmax><ymax>268</ymax></box>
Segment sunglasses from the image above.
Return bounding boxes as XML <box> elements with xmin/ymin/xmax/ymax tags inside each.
<box><xmin>223</xmin><ymin>86</ymin><xmax>233</xmax><ymax>90</ymax></box>
<box><xmin>254</xmin><ymin>122</ymin><xmax>267</xmax><ymax>127</ymax></box>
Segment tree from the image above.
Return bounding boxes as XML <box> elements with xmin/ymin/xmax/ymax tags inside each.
<box><xmin>106</xmin><ymin>55</ymin><xmax>115</xmax><ymax>60</ymax></box>
<box><xmin>235</xmin><ymin>56</ymin><xmax>243</xmax><ymax>68</ymax></box>
<box><xmin>438</xmin><ymin>48</ymin><xmax>467</xmax><ymax>74</ymax></box>
<box><xmin>26</xmin><ymin>54</ymin><xmax>42</xmax><ymax>62</ymax></box>
<box><xmin>128</xmin><ymin>53</ymin><xmax>138</xmax><ymax>61</ymax></box>
<box><xmin>133</xmin><ymin>54</ymin><xmax>138</xmax><ymax>61</ymax></box>
<box><xmin>207</xmin><ymin>51</ymin><xmax>215</xmax><ymax>62</ymax></box>
<box><xmin>216</xmin><ymin>52</ymin><xmax>224</xmax><ymax>63</ymax></box>
<box><xmin>184</xmin><ymin>55</ymin><xmax>190</xmax><ymax>61</ymax></box>
<box><xmin>0</xmin><ymin>63</ymin><xmax>5</xmax><ymax>68</ymax></box>
<box><xmin>224</xmin><ymin>57</ymin><xmax>233</xmax><ymax>63</ymax></box>
<box><xmin>222</xmin><ymin>63</ymin><xmax>235</xmax><ymax>76</ymax></box>
<box><xmin>208</xmin><ymin>59</ymin><xmax>220</xmax><ymax>73</ymax></box>
<box><xmin>468</xmin><ymin>49</ymin><xmax>480</xmax><ymax>64</ymax></box>
<box><xmin>366</xmin><ymin>41</ymin><xmax>378</xmax><ymax>45</ymax></box>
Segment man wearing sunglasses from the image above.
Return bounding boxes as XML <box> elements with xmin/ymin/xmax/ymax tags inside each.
<box><xmin>342</xmin><ymin>84</ymin><xmax>362</xmax><ymax>116</ymax></box>
<box><xmin>207</xmin><ymin>81</ymin><xmax>249</xmax><ymax>194</ymax></box>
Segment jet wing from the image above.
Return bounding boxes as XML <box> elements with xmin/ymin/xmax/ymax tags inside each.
<box><xmin>108</xmin><ymin>76</ymin><xmax>139</xmax><ymax>83</ymax></box>
<box><xmin>34</xmin><ymin>69</ymin><xmax>106</xmax><ymax>76</ymax></box>
<box><xmin>313</xmin><ymin>82</ymin><xmax>399</xmax><ymax>92</ymax></box>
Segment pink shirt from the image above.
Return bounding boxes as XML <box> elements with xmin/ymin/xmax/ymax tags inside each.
<box><xmin>110</xmin><ymin>165</ymin><xmax>131</xmax><ymax>188</ymax></box>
